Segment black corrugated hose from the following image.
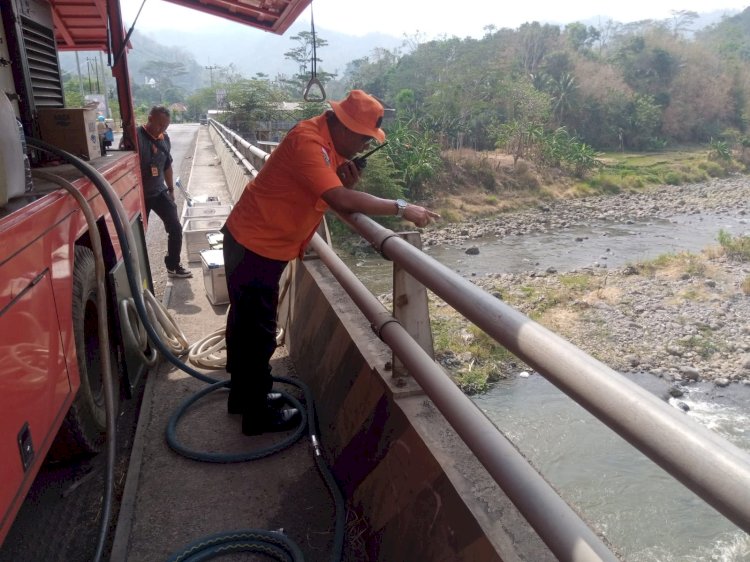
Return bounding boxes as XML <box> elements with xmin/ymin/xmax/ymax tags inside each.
<box><xmin>26</xmin><ymin>137</ymin><xmax>345</xmax><ymax>562</ymax></box>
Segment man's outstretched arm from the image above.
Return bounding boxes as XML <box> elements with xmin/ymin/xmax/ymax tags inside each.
<box><xmin>321</xmin><ymin>187</ymin><xmax>439</xmax><ymax>228</ymax></box>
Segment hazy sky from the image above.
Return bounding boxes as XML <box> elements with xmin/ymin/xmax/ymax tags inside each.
<box><xmin>121</xmin><ymin>0</ymin><xmax>749</xmax><ymax>38</ymax></box>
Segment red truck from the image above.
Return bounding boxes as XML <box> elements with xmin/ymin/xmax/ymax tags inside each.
<box><xmin>0</xmin><ymin>0</ymin><xmax>310</xmax><ymax>545</ymax></box>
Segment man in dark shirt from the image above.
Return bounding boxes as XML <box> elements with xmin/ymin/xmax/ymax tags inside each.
<box><xmin>136</xmin><ymin>106</ymin><xmax>192</xmax><ymax>278</ymax></box>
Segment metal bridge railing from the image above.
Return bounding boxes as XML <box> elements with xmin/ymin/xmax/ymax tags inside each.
<box><xmin>338</xmin><ymin>213</ymin><xmax>750</xmax><ymax>535</ymax></box>
<box><xmin>210</xmin><ymin>119</ymin><xmax>270</xmax><ymax>173</ymax></box>
<box><xmin>207</xmin><ymin>120</ymin><xmax>750</xmax><ymax>562</ymax></box>
<box><xmin>307</xmin><ymin>232</ymin><xmax>620</xmax><ymax>562</ymax></box>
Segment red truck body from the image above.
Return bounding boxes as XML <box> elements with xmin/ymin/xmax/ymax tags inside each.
<box><xmin>0</xmin><ymin>153</ymin><xmax>143</xmax><ymax>542</ymax></box>
<box><xmin>0</xmin><ymin>0</ymin><xmax>309</xmax><ymax>544</ymax></box>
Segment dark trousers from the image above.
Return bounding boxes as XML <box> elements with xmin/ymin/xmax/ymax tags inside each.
<box><xmin>145</xmin><ymin>191</ymin><xmax>183</xmax><ymax>270</ymax></box>
<box><xmin>222</xmin><ymin>227</ymin><xmax>288</xmax><ymax>414</ymax></box>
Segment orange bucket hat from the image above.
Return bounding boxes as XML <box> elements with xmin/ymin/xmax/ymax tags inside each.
<box><xmin>329</xmin><ymin>90</ymin><xmax>386</xmax><ymax>143</ymax></box>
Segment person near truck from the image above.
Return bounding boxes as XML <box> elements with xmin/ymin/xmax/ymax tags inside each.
<box><xmin>137</xmin><ymin>105</ymin><xmax>192</xmax><ymax>278</ymax></box>
<box><xmin>222</xmin><ymin>89</ymin><xmax>439</xmax><ymax>436</ymax></box>
<box><xmin>96</xmin><ymin>115</ymin><xmax>113</xmax><ymax>156</ymax></box>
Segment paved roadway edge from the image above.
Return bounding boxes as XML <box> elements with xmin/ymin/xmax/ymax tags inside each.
<box><xmin>109</xmin><ymin>289</ymin><xmax>175</xmax><ymax>562</ymax></box>
<box><xmin>109</xmin><ymin>127</ymin><xmax>197</xmax><ymax>561</ymax></box>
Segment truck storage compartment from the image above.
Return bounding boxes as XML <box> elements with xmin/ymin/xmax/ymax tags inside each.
<box><xmin>0</xmin><ymin>269</ymin><xmax>70</xmax><ymax>532</ymax></box>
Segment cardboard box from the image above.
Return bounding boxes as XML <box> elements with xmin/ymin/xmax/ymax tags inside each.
<box><xmin>37</xmin><ymin>107</ymin><xmax>100</xmax><ymax>160</ymax></box>
<box><xmin>200</xmin><ymin>249</ymin><xmax>229</xmax><ymax>305</ymax></box>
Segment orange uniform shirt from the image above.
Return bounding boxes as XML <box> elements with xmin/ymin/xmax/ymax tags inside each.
<box><xmin>225</xmin><ymin>114</ymin><xmax>345</xmax><ymax>261</ymax></box>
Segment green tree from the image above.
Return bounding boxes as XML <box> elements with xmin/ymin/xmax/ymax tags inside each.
<box><xmin>342</xmin><ymin>48</ymin><xmax>400</xmax><ymax>98</ymax></box>
<box><xmin>542</xmin><ymin>51</ymin><xmax>573</xmax><ymax>81</ymax></box>
<box><xmin>626</xmin><ymin>94</ymin><xmax>664</xmax><ymax>149</ymax></box>
<box><xmin>670</xmin><ymin>10</ymin><xmax>699</xmax><ymax>37</ymax></box>
<box><xmin>493</xmin><ymin>78</ymin><xmax>551</xmax><ymax>164</ymax></box>
<box><xmin>222</xmin><ymin>78</ymin><xmax>287</xmax><ymax>133</ymax></box>
<box><xmin>131</xmin><ymin>82</ymin><xmax>164</xmax><ymax>110</ymax></box>
<box><xmin>140</xmin><ymin>60</ymin><xmax>188</xmax><ymax>90</ymax></box>
<box><xmin>357</xmin><ymin>153</ymin><xmax>404</xmax><ymax>202</ymax></box>
<box><xmin>282</xmin><ymin>31</ymin><xmax>337</xmax><ymax>98</ymax></box>
<box><xmin>385</xmin><ymin>117</ymin><xmax>443</xmax><ymax>199</ymax></box>
<box><xmin>395</xmin><ymin>89</ymin><xmax>416</xmax><ymax>115</ymax></box>
<box><xmin>185</xmin><ymin>87</ymin><xmax>218</xmax><ymax>121</ymax></box>
<box><xmin>134</xmin><ymin>61</ymin><xmax>189</xmax><ymax>106</ymax></box>
<box><xmin>63</xmin><ymin>75</ymin><xmax>86</xmax><ymax>107</ymax></box>
<box><xmin>549</xmin><ymin>72</ymin><xmax>577</xmax><ymax>124</ymax></box>
<box><xmin>612</xmin><ymin>33</ymin><xmax>680</xmax><ymax>99</ymax></box>
<box><xmin>516</xmin><ymin>22</ymin><xmax>561</xmax><ymax>74</ymax></box>
<box><xmin>564</xmin><ymin>22</ymin><xmax>600</xmax><ymax>53</ymax></box>
<box><xmin>212</xmin><ymin>64</ymin><xmax>244</xmax><ymax>86</ymax></box>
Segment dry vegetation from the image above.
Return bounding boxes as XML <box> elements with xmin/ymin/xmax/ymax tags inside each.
<box><xmin>421</xmin><ymin>146</ymin><xmax>741</xmax><ymax>224</ymax></box>
<box><xmin>427</xmin><ymin>149</ymin><xmax>570</xmax><ymax>222</ymax></box>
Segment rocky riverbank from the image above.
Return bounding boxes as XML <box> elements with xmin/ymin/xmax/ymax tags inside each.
<box><xmin>421</xmin><ymin>176</ymin><xmax>749</xmax><ymax>247</ymax></box>
<box><xmin>472</xmin><ymin>258</ymin><xmax>750</xmax><ymax>387</ymax></box>
<box><xmin>421</xmin><ymin>176</ymin><xmax>750</xmax><ymax>388</ymax></box>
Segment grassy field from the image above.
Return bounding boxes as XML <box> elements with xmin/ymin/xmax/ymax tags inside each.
<box><xmin>581</xmin><ymin>147</ymin><xmax>743</xmax><ymax>194</ymax></box>
<box><xmin>429</xmin><ymin>146</ymin><xmax>746</xmax><ymax>222</ymax></box>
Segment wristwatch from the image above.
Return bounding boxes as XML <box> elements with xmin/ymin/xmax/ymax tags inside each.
<box><xmin>395</xmin><ymin>198</ymin><xmax>408</xmax><ymax>217</ymax></box>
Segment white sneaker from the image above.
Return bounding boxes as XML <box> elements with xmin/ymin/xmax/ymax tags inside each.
<box><xmin>167</xmin><ymin>265</ymin><xmax>193</xmax><ymax>278</ymax></box>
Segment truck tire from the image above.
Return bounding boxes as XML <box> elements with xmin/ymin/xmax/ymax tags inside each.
<box><xmin>50</xmin><ymin>246</ymin><xmax>118</xmax><ymax>459</ymax></box>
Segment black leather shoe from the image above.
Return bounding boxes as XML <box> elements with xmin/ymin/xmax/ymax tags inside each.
<box><xmin>228</xmin><ymin>392</ymin><xmax>286</xmax><ymax>415</ymax></box>
<box><xmin>242</xmin><ymin>407</ymin><xmax>301</xmax><ymax>436</ymax></box>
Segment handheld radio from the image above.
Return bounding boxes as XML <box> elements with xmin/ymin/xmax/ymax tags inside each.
<box><xmin>352</xmin><ymin>141</ymin><xmax>388</xmax><ymax>170</ymax></box>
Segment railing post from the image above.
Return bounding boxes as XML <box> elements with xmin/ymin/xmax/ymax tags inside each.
<box><xmin>303</xmin><ymin>219</ymin><xmax>331</xmax><ymax>260</ymax></box>
<box><xmin>392</xmin><ymin>231</ymin><xmax>434</xmax><ymax>378</ymax></box>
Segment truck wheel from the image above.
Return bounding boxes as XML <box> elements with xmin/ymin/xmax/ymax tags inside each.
<box><xmin>50</xmin><ymin>246</ymin><xmax>118</xmax><ymax>459</ymax></box>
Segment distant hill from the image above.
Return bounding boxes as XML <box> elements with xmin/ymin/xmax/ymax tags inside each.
<box><xmin>60</xmin><ymin>31</ymin><xmax>207</xmax><ymax>91</ymax></box>
<box><xmin>135</xmin><ymin>20</ymin><xmax>404</xmax><ymax>79</ymax></box>
<box><xmin>60</xmin><ymin>21</ymin><xmax>404</xmax><ymax>94</ymax></box>
<box><xmin>575</xmin><ymin>7</ymin><xmax>740</xmax><ymax>32</ymax></box>
<box><xmin>59</xmin><ymin>7</ymin><xmax>742</xmax><ymax>97</ymax></box>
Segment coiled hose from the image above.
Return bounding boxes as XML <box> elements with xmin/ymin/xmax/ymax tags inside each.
<box><xmin>120</xmin><ymin>289</ymin><xmax>190</xmax><ymax>365</ymax></box>
<box><xmin>26</xmin><ymin>138</ymin><xmax>345</xmax><ymax>562</ymax></box>
<box><xmin>187</xmin><ymin>328</ymin><xmax>226</xmax><ymax>369</ymax></box>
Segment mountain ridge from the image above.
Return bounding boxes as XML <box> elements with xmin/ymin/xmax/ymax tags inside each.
<box><xmin>134</xmin><ymin>20</ymin><xmax>404</xmax><ymax>78</ymax></box>
<box><xmin>58</xmin><ymin>7</ymin><xmax>741</xmax><ymax>97</ymax></box>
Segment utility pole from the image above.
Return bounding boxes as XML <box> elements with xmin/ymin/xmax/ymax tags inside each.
<box><xmin>86</xmin><ymin>57</ymin><xmax>101</xmax><ymax>94</ymax></box>
<box><xmin>75</xmin><ymin>52</ymin><xmax>85</xmax><ymax>99</ymax></box>
<box><xmin>86</xmin><ymin>57</ymin><xmax>93</xmax><ymax>94</ymax></box>
<box><xmin>100</xmin><ymin>51</ymin><xmax>110</xmax><ymax>119</ymax></box>
<box><xmin>205</xmin><ymin>65</ymin><xmax>218</xmax><ymax>87</ymax></box>
<box><xmin>93</xmin><ymin>58</ymin><xmax>100</xmax><ymax>93</ymax></box>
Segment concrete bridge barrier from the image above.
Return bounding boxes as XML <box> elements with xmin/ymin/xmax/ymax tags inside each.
<box><xmin>284</xmin><ymin>258</ymin><xmax>553</xmax><ymax>561</ymax></box>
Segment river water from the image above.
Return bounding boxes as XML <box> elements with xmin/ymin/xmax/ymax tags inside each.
<box><xmin>339</xmin><ymin>211</ymin><xmax>750</xmax><ymax>560</ymax></box>
<box><xmin>343</xmin><ymin>212</ymin><xmax>750</xmax><ymax>295</ymax></box>
<box><xmin>474</xmin><ymin>374</ymin><xmax>750</xmax><ymax>561</ymax></box>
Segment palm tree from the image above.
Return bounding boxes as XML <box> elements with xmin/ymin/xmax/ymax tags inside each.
<box><xmin>550</xmin><ymin>72</ymin><xmax>577</xmax><ymax>125</ymax></box>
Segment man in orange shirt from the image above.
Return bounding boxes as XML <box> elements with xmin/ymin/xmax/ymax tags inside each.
<box><xmin>223</xmin><ymin>90</ymin><xmax>438</xmax><ymax>435</ymax></box>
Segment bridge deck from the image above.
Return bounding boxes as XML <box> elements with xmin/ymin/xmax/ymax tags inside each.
<box><xmin>111</xmin><ymin>125</ymin><xmax>337</xmax><ymax>562</ymax></box>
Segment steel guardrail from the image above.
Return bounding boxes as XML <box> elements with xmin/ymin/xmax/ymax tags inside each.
<box><xmin>206</xmin><ymin>122</ymin><xmax>750</xmax><ymax>560</ymax></box>
<box><xmin>340</xmin><ymin>212</ymin><xmax>750</xmax><ymax>536</ymax></box>
<box><xmin>308</xmin><ymin>233</ymin><xmax>620</xmax><ymax>562</ymax></box>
